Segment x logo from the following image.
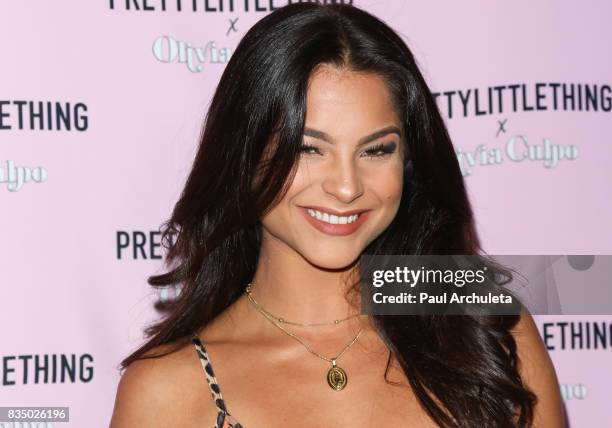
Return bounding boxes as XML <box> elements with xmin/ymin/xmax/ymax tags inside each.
<box><xmin>496</xmin><ymin>119</ymin><xmax>507</xmax><ymax>138</ymax></box>
<box><xmin>227</xmin><ymin>18</ymin><xmax>238</xmax><ymax>36</ymax></box>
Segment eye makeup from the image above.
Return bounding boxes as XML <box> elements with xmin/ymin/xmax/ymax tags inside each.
<box><xmin>299</xmin><ymin>141</ymin><xmax>397</xmax><ymax>157</ymax></box>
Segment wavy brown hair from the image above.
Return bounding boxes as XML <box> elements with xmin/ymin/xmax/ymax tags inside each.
<box><xmin>121</xmin><ymin>3</ymin><xmax>537</xmax><ymax>427</ymax></box>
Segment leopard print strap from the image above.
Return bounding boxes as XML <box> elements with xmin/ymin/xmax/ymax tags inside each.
<box><xmin>192</xmin><ymin>335</ymin><xmax>244</xmax><ymax>427</ymax></box>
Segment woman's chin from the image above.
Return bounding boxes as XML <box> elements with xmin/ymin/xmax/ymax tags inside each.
<box><xmin>302</xmin><ymin>250</ymin><xmax>362</xmax><ymax>271</ymax></box>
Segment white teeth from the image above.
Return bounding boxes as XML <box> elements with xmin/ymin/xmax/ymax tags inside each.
<box><xmin>306</xmin><ymin>209</ymin><xmax>360</xmax><ymax>224</ymax></box>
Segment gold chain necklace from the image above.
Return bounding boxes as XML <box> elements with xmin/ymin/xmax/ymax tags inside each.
<box><xmin>245</xmin><ymin>283</ymin><xmax>361</xmax><ymax>326</ymax></box>
<box><xmin>245</xmin><ymin>283</ymin><xmax>363</xmax><ymax>391</ymax></box>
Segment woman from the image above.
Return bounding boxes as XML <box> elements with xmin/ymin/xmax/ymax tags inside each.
<box><xmin>110</xmin><ymin>3</ymin><xmax>565</xmax><ymax>427</ymax></box>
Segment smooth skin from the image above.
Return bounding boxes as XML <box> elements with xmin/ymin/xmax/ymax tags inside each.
<box><xmin>110</xmin><ymin>65</ymin><xmax>566</xmax><ymax>427</ymax></box>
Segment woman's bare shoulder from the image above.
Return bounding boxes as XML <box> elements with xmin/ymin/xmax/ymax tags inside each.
<box><xmin>109</xmin><ymin>338</ymin><xmax>216</xmax><ymax>427</ymax></box>
<box><xmin>511</xmin><ymin>311</ymin><xmax>567</xmax><ymax>427</ymax></box>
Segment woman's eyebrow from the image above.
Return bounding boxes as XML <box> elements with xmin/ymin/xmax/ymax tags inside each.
<box><xmin>303</xmin><ymin>125</ymin><xmax>402</xmax><ymax>147</ymax></box>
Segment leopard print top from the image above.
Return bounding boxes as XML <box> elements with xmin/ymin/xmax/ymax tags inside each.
<box><xmin>192</xmin><ymin>335</ymin><xmax>245</xmax><ymax>428</ymax></box>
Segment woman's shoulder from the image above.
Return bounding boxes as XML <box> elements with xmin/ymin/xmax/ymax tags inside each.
<box><xmin>510</xmin><ymin>310</ymin><xmax>567</xmax><ymax>427</ymax></box>
<box><xmin>109</xmin><ymin>337</ymin><xmax>218</xmax><ymax>427</ymax></box>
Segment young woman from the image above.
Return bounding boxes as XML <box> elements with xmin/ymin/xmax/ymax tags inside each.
<box><xmin>110</xmin><ymin>3</ymin><xmax>565</xmax><ymax>427</ymax></box>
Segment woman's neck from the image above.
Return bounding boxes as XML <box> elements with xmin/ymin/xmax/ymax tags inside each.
<box><xmin>249</xmin><ymin>239</ymin><xmax>362</xmax><ymax>327</ymax></box>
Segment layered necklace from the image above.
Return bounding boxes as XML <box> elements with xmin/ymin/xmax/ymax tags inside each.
<box><xmin>245</xmin><ymin>282</ymin><xmax>363</xmax><ymax>391</ymax></box>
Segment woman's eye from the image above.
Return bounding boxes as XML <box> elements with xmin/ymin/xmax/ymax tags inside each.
<box><xmin>362</xmin><ymin>142</ymin><xmax>397</xmax><ymax>158</ymax></box>
<box><xmin>299</xmin><ymin>144</ymin><xmax>321</xmax><ymax>155</ymax></box>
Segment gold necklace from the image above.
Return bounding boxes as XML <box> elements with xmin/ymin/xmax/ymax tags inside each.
<box><xmin>245</xmin><ymin>283</ymin><xmax>363</xmax><ymax>391</ymax></box>
<box><xmin>245</xmin><ymin>283</ymin><xmax>361</xmax><ymax>326</ymax></box>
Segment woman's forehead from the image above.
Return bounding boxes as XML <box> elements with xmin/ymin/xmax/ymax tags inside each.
<box><xmin>304</xmin><ymin>68</ymin><xmax>401</xmax><ymax>136</ymax></box>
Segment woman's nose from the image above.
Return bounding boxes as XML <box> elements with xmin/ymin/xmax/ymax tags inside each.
<box><xmin>321</xmin><ymin>157</ymin><xmax>364</xmax><ymax>204</ymax></box>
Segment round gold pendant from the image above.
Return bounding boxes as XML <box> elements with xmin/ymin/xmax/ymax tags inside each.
<box><xmin>327</xmin><ymin>365</ymin><xmax>348</xmax><ymax>391</ymax></box>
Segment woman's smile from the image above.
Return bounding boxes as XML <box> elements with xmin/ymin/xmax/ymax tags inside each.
<box><xmin>298</xmin><ymin>206</ymin><xmax>372</xmax><ymax>236</ymax></box>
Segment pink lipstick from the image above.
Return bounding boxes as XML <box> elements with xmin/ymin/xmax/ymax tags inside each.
<box><xmin>298</xmin><ymin>207</ymin><xmax>371</xmax><ymax>236</ymax></box>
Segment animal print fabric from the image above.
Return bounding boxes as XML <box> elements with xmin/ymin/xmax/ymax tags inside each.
<box><xmin>192</xmin><ymin>335</ymin><xmax>245</xmax><ymax>428</ymax></box>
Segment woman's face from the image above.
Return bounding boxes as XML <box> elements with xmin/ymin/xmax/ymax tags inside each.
<box><xmin>260</xmin><ymin>65</ymin><xmax>406</xmax><ymax>270</ymax></box>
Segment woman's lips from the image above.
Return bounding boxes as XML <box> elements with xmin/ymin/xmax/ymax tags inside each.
<box><xmin>299</xmin><ymin>207</ymin><xmax>370</xmax><ymax>236</ymax></box>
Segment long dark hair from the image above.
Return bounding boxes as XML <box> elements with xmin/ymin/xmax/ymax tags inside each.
<box><xmin>121</xmin><ymin>3</ymin><xmax>537</xmax><ymax>427</ymax></box>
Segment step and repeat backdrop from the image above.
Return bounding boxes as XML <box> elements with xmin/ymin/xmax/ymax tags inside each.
<box><xmin>1</xmin><ymin>1</ymin><xmax>610</xmax><ymax>426</ymax></box>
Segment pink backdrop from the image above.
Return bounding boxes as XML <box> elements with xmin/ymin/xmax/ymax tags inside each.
<box><xmin>1</xmin><ymin>1</ymin><xmax>610</xmax><ymax>426</ymax></box>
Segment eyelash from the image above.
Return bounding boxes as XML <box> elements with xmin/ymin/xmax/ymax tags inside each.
<box><xmin>299</xmin><ymin>142</ymin><xmax>397</xmax><ymax>158</ymax></box>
